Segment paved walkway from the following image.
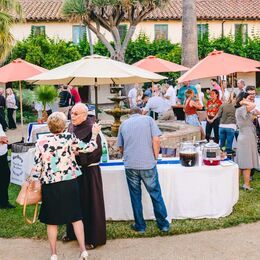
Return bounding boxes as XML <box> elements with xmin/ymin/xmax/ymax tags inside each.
<box><xmin>0</xmin><ymin>222</ymin><xmax>259</xmax><ymax>260</ymax></box>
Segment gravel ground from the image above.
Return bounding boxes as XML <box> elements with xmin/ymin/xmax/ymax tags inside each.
<box><xmin>0</xmin><ymin>222</ymin><xmax>259</xmax><ymax>260</ymax></box>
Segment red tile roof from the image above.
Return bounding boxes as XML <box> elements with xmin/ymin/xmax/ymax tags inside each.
<box><xmin>20</xmin><ymin>0</ymin><xmax>260</xmax><ymax>21</ymax></box>
<box><xmin>21</xmin><ymin>0</ymin><xmax>63</xmax><ymax>21</ymax></box>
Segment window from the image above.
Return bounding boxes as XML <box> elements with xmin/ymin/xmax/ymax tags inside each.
<box><xmin>31</xmin><ymin>25</ymin><xmax>45</xmax><ymax>36</ymax></box>
<box><xmin>154</xmin><ymin>24</ymin><xmax>168</xmax><ymax>40</ymax></box>
<box><xmin>235</xmin><ymin>24</ymin><xmax>248</xmax><ymax>43</ymax></box>
<box><xmin>72</xmin><ymin>25</ymin><xmax>86</xmax><ymax>44</ymax></box>
<box><xmin>118</xmin><ymin>24</ymin><xmax>127</xmax><ymax>41</ymax></box>
<box><xmin>197</xmin><ymin>24</ymin><xmax>208</xmax><ymax>41</ymax></box>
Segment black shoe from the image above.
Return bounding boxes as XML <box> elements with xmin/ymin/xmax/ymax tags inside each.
<box><xmin>0</xmin><ymin>203</ymin><xmax>16</xmax><ymax>209</ymax></box>
<box><xmin>85</xmin><ymin>244</ymin><xmax>96</xmax><ymax>250</ymax></box>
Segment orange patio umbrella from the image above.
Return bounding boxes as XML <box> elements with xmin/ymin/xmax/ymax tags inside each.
<box><xmin>0</xmin><ymin>59</ymin><xmax>47</xmax><ymax>136</ymax></box>
<box><xmin>178</xmin><ymin>50</ymin><xmax>260</xmax><ymax>83</ymax></box>
<box><xmin>133</xmin><ymin>56</ymin><xmax>190</xmax><ymax>73</ymax></box>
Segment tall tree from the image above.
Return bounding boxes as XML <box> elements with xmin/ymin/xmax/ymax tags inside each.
<box><xmin>181</xmin><ymin>0</ymin><xmax>198</xmax><ymax>68</ymax></box>
<box><xmin>0</xmin><ymin>0</ymin><xmax>22</xmax><ymax>62</ymax></box>
<box><xmin>62</xmin><ymin>0</ymin><xmax>168</xmax><ymax>61</ymax></box>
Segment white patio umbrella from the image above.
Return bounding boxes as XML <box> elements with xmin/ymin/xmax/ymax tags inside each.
<box><xmin>27</xmin><ymin>55</ymin><xmax>166</xmax><ymax>119</ymax></box>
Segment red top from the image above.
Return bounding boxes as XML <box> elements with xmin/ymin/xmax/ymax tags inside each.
<box><xmin>206</xmin><ymin>99</ymin><xmax>222</xmax><ymax>118</ymax></box>
<box><xmin>185</xmin><ymin>100</ymin><xmax>197</xmax><ymax>115</ymax></box>
<box><xmin>70</xmin><ymin>87</ymin><xmax>81</xmax><ymax>103</ymax></box>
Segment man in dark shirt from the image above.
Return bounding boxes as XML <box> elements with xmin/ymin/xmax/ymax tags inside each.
<box><xmin>0</xmin><ymin>88</ymin><xmax>8</xmax><ymax>131</ymax></box>
<box><xmin>58</xmin><ymin>85</ymin><xmax>72</xmax><ymax>118</ymax></box>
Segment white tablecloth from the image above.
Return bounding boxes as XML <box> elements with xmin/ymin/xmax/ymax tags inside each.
<box><xmin>101</xmin><ymin>160</ymin><xmax>239</xmax><ymax>220</ymax></box>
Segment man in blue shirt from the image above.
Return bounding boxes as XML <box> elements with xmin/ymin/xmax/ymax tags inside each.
<box><xmin>177</xmin><ymin>81</ymin><xmax>198</xmax><ymax>105</ymax></box>
<box><xmin>117</xmin><ymin>107</ymin><xmax>169</xmax><ymax>233</ymax></box>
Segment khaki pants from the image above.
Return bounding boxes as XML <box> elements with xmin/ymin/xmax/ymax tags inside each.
<box><xmin>159</xmin><ymin>109</ymin><xmax>175</xmax><ymax>120</ymax></box>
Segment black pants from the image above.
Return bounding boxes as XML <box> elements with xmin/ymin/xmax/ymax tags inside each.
<box><xmin>7</xmin><ymin>108</ymin><xmax>16</xmax><ymax>129</ymax></box>
<box><xmin>206</xmin><ymin>118</ymin><xmax>220</xmax><ymax>144</ymax></box>
<box><xmin>0</xmin><ymin>108</ymin><xmax>8</xmax><ymax>130</ymax></box>
<box><xmin>173</xmin><ymin>107</ymin><xmax>185</xmax><ymax>120</ymax></box>
<box><xmin>0</xmin><ymin>153</ymin><xmax>11</xmax><ymax>207</ymax></box>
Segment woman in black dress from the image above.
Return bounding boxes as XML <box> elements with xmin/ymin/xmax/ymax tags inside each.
<box><xmin>33</xmin><ymin>112</ymin><xmax>100</xmax><ymax>260</ymax></box>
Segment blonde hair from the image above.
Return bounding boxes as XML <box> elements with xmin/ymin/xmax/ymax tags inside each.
<box><xmin>6</xmin><ymin>88</ymin><xmax>13</xmax><ymax>95</ymax></box>
<box><xmin>227</xmin><ymin>91</ymin><xmax>236</xmax><ymax>104</ymax></box>
<box><xmin>47</xmin><ymin>112</ymin><xmax>67</xmax><ymax>134</ymax></box>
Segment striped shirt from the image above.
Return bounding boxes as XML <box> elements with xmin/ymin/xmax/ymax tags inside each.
<box><xmin>117</xmin><ymin>114</ymin><xmax>161</xmax><ymax>169</ymax></box>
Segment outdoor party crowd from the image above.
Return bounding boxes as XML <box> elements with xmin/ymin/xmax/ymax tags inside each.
<box><xmin>0</xmin><ymin>78</ymin><xmax>259</xmax><ymax>260</ymax></box>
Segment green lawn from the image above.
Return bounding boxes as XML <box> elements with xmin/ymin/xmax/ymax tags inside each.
<box><xmin>0</xmin><ymin>173</ymin><xmax>259</xmax><ymax>240</ymax></box>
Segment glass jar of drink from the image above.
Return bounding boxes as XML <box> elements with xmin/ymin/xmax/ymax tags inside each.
<box><xmin>179</xmin><ymin>142</ymin><xmax>197</xmax><ymax>167</ymax></box>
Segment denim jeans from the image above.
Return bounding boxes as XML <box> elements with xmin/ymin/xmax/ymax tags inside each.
<box><xmin>219</xmin><ymin>127</ymin><xmax>235</xmax><ymax>153</ymax></box>
<box><xmin>125</xmin><ymin>166</ymin><xmax>169</xmax><ymax>231</ymax></box>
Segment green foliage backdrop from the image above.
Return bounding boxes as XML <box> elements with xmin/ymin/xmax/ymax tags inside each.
<box><xmin>9</xmin><ymin>33</ymin><xmax>260</xmax><ymax>71</ymax></box>
<box><xmin>8</xmin><ymin>33</ymin><xmax>260</xmax><ymax>118</ymax></box>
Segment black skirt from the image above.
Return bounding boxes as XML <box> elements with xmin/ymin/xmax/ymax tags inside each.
<box><xmin>39</xmin><ymin>178</ymin><xmax>82</xmax><ymax>225</ymax></box>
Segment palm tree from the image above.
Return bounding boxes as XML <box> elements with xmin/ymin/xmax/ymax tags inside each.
<box><xmin>181</xmin><ymin>0</ymin><xmax>199</xmax><ymax>68</ymax></box>
<box><xmin>0</xmin><ymin>0</ymin><xmax>22</xmax><ymax>63</ymax></box>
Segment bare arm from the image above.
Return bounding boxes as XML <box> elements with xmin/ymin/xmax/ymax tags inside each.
<box><xmin>118</xmin><ymin>146</ymin><xmax>124</xmax><ymax>154</ymax></box>
<box><xmin>190</xmin><ymin>99</ymin><xmax>203</xmax><ymax>110</ymax></box>
<box><xmin>152</xmin><ymin>136</ymin><xmax>160</xmax><ymax>160</ymax></box>
<box><xmin>142</xmin><ymin>108</ymin><xmax>148</xmax><ymax>115</ymax></box>
<box><xmin>128</xmin><ymin>97</ymin><xmax>132</xmax><ymax>107</ymax></box>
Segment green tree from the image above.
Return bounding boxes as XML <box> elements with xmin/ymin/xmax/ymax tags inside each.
<box><xmin>62</xmin><ymin>0</ymin><xmax>169</xmax><ymax>61</ymax></box>
<box><xmin>0</xmin><ymin>0</ymin><xmax>22</xmax><ymax>62</ymax></box>
<box><xmin>10</xmin><ymin>35</ymin><xmax>81</xmax><ymax>69</ymax></box>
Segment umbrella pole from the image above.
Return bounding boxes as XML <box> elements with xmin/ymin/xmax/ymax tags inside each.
<box><xmin>94</xmin><ymin>78</ymin><xmax>98</xmax><ymax>121</ymax></box>
<box><xmin>19</xmin><ymin>81</ymin><xmax>24</xmax><ymax>141</ymax></box>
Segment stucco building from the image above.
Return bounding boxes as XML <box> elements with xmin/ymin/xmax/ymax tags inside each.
<box><xmin>9</xmin><ymin>0</ymin><xmax>260</xmax><ymax>103</ymax></box>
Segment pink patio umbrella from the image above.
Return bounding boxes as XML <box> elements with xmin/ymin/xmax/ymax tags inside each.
<box><xmin>133</xmin><ymin>56</ymin><xmax>190</xmax><ymax>73</ymax></box>
<box><xmin>0</xmin><ymin>59</ymin><xmax>47</xmax><ymax>136</ymax></box>
<box><xmin>178</xmin><ymin>50</ymin><xmax>260</xmax><ymax>83</ymax></box>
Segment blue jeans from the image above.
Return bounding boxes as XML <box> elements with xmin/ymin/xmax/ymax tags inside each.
<box><xmin>219</xmin><ymin>127</ymin><xmax>235</xmax><ymax>153</ymax></box>
<box><xmin>125</xmin><ymin>166</ymin><xmax>169</xmax><ymax>231</ymax></box>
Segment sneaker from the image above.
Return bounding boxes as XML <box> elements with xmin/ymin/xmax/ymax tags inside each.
<box><xmin>159</xmin><ymin>226</ymin><xmax>170</xmax><ymax>232</ymax></box>
<box><xmin>130</xmin><ymin>224</ymin><xmax>145</xmax><ymax>234</ymax></box>
<box><xmin>242</xmin><ymin>184</ymin><xmax>253</xmax><ymax>191</ymax></box>
<box><xmin>50</xmin><ymin>255</ymin><xmax>58</xmax><ymax>260</ymax></box>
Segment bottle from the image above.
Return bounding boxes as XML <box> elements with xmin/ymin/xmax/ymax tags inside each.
<box><xmin>101</xmin><ymin>142</ymin><xmax>108</xmax><ymax>163</ymax></box>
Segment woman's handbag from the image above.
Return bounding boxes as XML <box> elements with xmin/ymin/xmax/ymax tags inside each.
<box><xmin>16</xmin><ymin>178</ymin><xmax>42</xmax><ymax>224</ymax></box>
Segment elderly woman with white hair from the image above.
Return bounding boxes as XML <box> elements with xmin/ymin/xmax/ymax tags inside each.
<box><xmin>33</xmin><ymin>112</ymin><xmax>101</xmax><ymax>260</ymax></box>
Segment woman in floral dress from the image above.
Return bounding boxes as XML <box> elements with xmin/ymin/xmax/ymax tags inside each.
<box><xmin>33</xmin><ymin>112</ymin><xmax>100</xmax><ymax>260</ymax></box>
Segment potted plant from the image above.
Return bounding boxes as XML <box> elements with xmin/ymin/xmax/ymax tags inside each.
<box><xmin>35</xmin><ymin>85</ymin><xmax>58</xmax><ymax>122</ymax></box>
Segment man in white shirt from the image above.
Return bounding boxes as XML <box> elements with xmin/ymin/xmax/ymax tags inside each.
<box><xmin>164</xmin><ymin>83</ymin><xmax>176</xmax><ymax>106</ymax></box>
<box><xmin>0</xmin><ymin>124</ymin><xmax>15</xmax><ymax>209</ymax></box>
<box><xmin>142</xmin><ymin>95</ymin><xmax>175</xmax><ymax>120</ymax></box>
<box><xmin>128</xmin><ymin>83</ymin><xmax>139</xmax><ymax>108</ymax></box>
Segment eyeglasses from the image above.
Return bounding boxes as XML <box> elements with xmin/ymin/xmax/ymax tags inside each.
<box><xmin>248</xmin><ymin>93</ymin><xmax>256</xmax><ymax>96</ymax></box>
<box><xmin>71</xmin><ymin>112</ymin><xmax>85</xmax><ymax>116</ymax></box>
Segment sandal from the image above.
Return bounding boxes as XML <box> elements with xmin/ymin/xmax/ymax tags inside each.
<box><xmin>85</xmin><ymin>244</ymin><xmax>95</xmax><ymax>250</ymax></box>
<box><xmin>62</xmin><ymin>234</ymin><xmax>75</xmax><ymax>243</ymax></box>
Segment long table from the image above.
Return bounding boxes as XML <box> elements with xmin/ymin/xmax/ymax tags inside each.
<box><xmin>101</xmin><ymin>159</ymin><xmax>239</xmax><ymax>220</ymax></box>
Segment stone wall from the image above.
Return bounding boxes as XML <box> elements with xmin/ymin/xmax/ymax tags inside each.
<box><xmin>102</xmin><ymin>120</ymin><xmax>201</xmax><ymax>159</ymax></box>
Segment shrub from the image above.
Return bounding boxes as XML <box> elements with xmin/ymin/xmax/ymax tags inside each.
<box><xmin>34</xmin><ymin>85</ymin><xmax>58</xmax><ymax>112</ymax></box>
